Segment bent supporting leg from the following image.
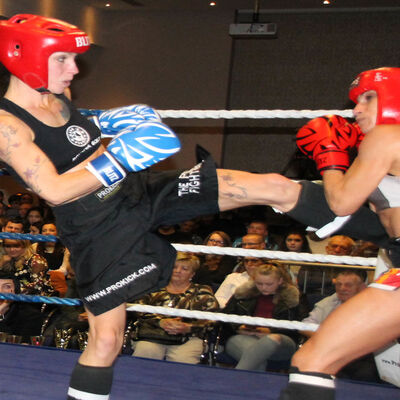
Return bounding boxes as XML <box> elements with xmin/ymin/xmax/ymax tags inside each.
<box><xmin>67</xmin><ymin>304</ymin><xmax>126</xmax><ymax>400</ymax></box>
<box><xmin>280</xmin><ymin>287</ymin><xmax>400</xmax><ymax>399</ymax></box>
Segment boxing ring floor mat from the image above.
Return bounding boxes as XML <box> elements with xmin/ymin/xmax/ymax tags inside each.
<box><xmin>0</xmin><ymin>343</ymin><xmax>398</xmax><ymax>400</ymax></box>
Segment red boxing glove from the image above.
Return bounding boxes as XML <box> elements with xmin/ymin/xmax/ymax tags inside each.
<box><xmin>296</xmin><ymin>115</ymin><xmax>359</xmax><ymax>174</ymax></box>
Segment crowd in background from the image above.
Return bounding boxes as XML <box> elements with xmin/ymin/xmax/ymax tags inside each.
<box><xmin>0</xmin><ymin>189</ymin><xmax>381</xmax><ymax>382</ymax></box>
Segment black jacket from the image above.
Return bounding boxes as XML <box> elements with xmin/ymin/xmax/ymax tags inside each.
<box><xmin>222</xmin><ymin>281</ymin><xmax>301</xmax><ymax>343</ymax></box>
<box><xmin>0</xmin><ymin>302</ymin><xmax>46</xmax><ymax>343</ymax></box>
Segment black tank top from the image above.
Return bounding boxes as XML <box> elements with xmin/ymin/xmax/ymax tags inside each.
<box><xmin>0</xmin><ymin>95</ymin><xmax>101</xmax><ymax>186</ymax></box>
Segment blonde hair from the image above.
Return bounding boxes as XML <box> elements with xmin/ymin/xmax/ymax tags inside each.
<box><xmin>175</xmin><ymin>252</ymin><xmax>200</xmax><ymax>272</ymax></box>
<box><xmin>254</xmin><ymin>263</ymin><xmax>293</xmax><ymax>285</ymax></box>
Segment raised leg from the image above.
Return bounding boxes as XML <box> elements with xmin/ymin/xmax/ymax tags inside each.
<box><xmin>216</xmin><ymin>169</ymin><xmax>301</xmax><ymax>213</ymax></box>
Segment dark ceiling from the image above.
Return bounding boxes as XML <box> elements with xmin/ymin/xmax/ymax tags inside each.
<box><xmin>83</xmin><ymin>0</ymin><xmax>400</xmax><ymax>11</ymax></box>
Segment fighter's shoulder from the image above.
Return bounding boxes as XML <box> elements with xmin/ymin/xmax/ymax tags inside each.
<box><xmin>0</xmin><ymin>110</ymin><xmax>34</xmax><ymax>141</ymax></box>
<box><xmin>365</xmin><ymin>124</ymin><xmax>400</xmax><ymax>142</ymax></box>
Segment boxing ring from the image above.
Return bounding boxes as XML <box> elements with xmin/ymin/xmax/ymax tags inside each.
<box><xmin>0</xmin><ymin>233</ymin><xmax>397</xmax><ymax>399</ymax></box>
<box><xmin>0</xmin><ymin>107</ymin><xmax>398</xmax><ymax>399</ymax></box>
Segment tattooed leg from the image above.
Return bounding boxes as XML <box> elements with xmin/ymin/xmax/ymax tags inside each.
<box><xmin>216</xmin><ymin>169</ymin><xmax>301</xmax><ymax>213</ymax></box>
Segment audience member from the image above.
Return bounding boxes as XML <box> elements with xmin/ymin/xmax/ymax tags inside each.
<box><xmin>0</xmin><ymin>238</ymin><xmax>55</xmax><ymax>297</ymax></box>
<box><xmin>192</xmin><ymin>231</ymin><xmax>236</xmax><ymax>290</ymax></box>
<box><xmin>2</xmin><ymin>216</ymin><xmax>24</xmax><ymax>234</ymax></box>
<box><xmin>215</xmin><ymin>257</ymin><xmax>265</xmax><ymax>308</ymax></box>
<box><xmin>297</xmin><ymin>235</ymin><xmax>355</xmax><ymax>304</ymax></box>
<box><xmin>279</xmin><ymin>228</ymin><xmax>312</xmax><ymax>284</ymax></box>
<box><xmin>18</xmin><ymin>202</ymin><xmax>32</xmax><ymax>221</ymax></box>
<box><xmin>300</xmin><ymin>269</ymin><xmax>380</xmax><ymax>382</ymax></box>
<box><xmin>233</xmin><ymin>220</ymin><xmax>279</xmax><ymax>250</ymax></box>
<box><xmin>132</xmin><ymin>253</ymin><xmax>219</xmax><ymax>364</ymax></box>
<box><xmin>32</xmin><ymin>221</ymin><xmax>70</xmax><ymax>273</ymax></box>
<box><xmin>232</xmin><ymin>233</ymin><xmax>266</xmax><ymax>273</ymax></box>
<box><xmin>177</xmin><ymin>219</ymin><xmax>203</xmax><ymax>245</ymax></box>
<box><xmin>29</xmin><ymin>221</ymin><xmax>43</xmax><ymax>236</ymax></box>
<box><xmin>223</xmin><ymin>264</ymin><xmax>300</xmax><ymax>371</ymax></box>
<box><xmin>155</xmin><ymin>224</ymin><xmax>193</xmax><ymax>244</ymax></box>
<box><xmin>0</xmin><ymin>271</ymin><xmax>46</xmax><ymax>343</ymax></box>
<box><xmin>5</xmin><ymin>194</ymin><xmax>20</xmax><ymax>218</ymax></box>
<box><xmin>25</xmin><ymin>207</ymin><xmax>45</xmax><ymax>229</ymax></box>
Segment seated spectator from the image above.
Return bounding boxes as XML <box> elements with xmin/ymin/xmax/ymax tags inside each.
<box><xmin>233</xmin><ymin>219</ymin><xmax>279</xmax><ymax>250</ymax></box>
<box><xmin>192</xmin><ymin>231</ymin><xmax>236</xmax><ymax>290</ymax></box>
<box><xmin>297</xmin><ymin>235</ymin><xmax>355</xmax><ymax>303</ymax></box>
<box><xmin>300</xmin><ymin>269</ymin><xmax>380</xmax><ymax>382</ymax></box>
<box><xmin>241</xmin><ymin>233</ymin><xmax>266</xmax><ymax>250</ymax></box>
<box><xmin>5</xmin><ymin>193</ymin><xmax>22</xmax><ymax>218</ymax></box>
<box><xmin>0</xmin><ymin>238</ymin><xmax>54</xmax><ymax>297</ymax></box>
<box><xmin>0</xmin><ymin>271</ymin><xmax>46</xmax><ymax>343</ymax></box>
<box><xmin>155</xmin><ymin>224</ymin><xmax>193</xmax><ymax>244</ymax></box>
<box><xmin>215</xmin><ymin>257</ymin><xmax>265</xmax><ymax>308</ymax></box>
<box><xmin>177</xmin><ymin>219</ymin><xmax>203</xmax><ymax>245</ymax></box>
<box><xmin>232</xmin><ymin>233</ymin><xmax>266</xmax><ymax>273</ymax></box>
<box><xmin>31</xmin><ymin>221</ymin><xmax>70</xmax><ymax>274</ymax></box>
<box><xmin>132</xmin><ymin>253</ymin><xmax>219</xmax><ymax>364</ymax></box>
<box><xmin>0</xmin><ymin>216</ymin><xmax>25</xmax><ymax>259</ymax></box>
<box><xmin>29</xmin><ymin>221</ymin><xmax>43</xmax><ymax>236</ymax></box>
<box><xmin>279</xmin><ymin>228</ymin><xmax>311</xmax><ymax>284</ymax></box>
<box><xmin>223</xmin><ymin>264</ymin><xmax>300</xmax><ymax>371</ymax></box>
<box><xmin>25</xmin><ymin>207</ymin><xmax>45</xmax><ymax>231</ymax></box>
<box><xmin>18</xmin><ymin>202</ymin><xmax>32</xmax><ymax>222</ymax></box>
<box><xmin>2</xmin><ymin>216</ymin><xmax>24</xmax><ymax>234</ymax></box>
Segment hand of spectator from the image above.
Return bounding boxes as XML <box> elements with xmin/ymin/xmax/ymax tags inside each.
<box><xmin>160</xmin><ymin>318</ymin><xmax>191</xmax><ymax>335</ymax></box>
<box><xmin>78</xmin><ymin>312</ymin><xmax>88</xmax><ymax>321</ymax></box>
<box><xmin>253</xmin><ymin>327</ymin><xmax>272</xmax><ymax>337</ymax></box>
<box><xmin>238</xmin><ymin>324</ymin><xmax>258</xmax><ymax>336</ymax></box>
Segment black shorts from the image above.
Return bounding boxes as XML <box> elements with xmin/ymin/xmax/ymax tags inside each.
<box><xmin>52</xmin><ymin>157</ymin><xmax>219</xmax><ymax>315</ymax></box>
<box><xmin>287</xmin><ymin>180</ymin><xmax>400</xmax><ymax>266</ymax></box>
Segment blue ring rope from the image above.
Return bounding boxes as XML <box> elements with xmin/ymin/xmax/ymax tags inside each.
<box><xmin>0</xmin><ymin>232</ymin><xmax>58</xmax><ymax>242</ymax></box>
<box><xmin>0</xmin><ymin>292</ymin><xmax>82</xmax><ymax>306</ymax></box>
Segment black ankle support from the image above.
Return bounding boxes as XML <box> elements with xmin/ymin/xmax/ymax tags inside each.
<box><xmin>67</xmin><ymin>363</ymin><xmax>113</xmax><ymax>399</ymax></box>
<box><xmin>278</xmin><ymin>367</ymin><xmax>335</xmax><ymax>400</ymax></box>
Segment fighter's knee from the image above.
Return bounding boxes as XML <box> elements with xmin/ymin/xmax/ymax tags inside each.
<box><xmin>89</xmin><ymin>328</ymin><xmax>124</xmax><ymax>359</ymax></box>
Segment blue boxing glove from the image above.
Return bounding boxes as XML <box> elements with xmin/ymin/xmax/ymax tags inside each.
<box><xmin>89</xmin><ymin>104</ymin><xmax>161</xmax><ymax>137</ymax></box>
<box><xmin>86</xmin><ymin>121</ymin><xmax>181</xmax><ymax>187</ymax></box>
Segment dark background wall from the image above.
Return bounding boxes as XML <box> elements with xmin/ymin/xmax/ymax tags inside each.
<box><xmin>1</xmin><ymin>1</ymin><xmax>400</xmax><ymax>196</ymax></box>
<box><xmin>224</xmin><ymin>8</ymin><xmax>400</xmax><ymax>175</ymax></box>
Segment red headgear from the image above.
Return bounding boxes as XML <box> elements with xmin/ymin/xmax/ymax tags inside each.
<box><xmin>0</xmin><ymin>14</ymin><xmax>90</xmax><ymax>93</ymax></box>
<box><xmin>349</xmin><ymin>67</ymin><xmax>400</xmax><ymax>125</ymax></box>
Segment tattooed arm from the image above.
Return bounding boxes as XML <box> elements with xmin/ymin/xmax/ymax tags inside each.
<box><xmin>0</xmin><ymin>115</ymin><xmax>102</xmax><ymax>205</ymax></box>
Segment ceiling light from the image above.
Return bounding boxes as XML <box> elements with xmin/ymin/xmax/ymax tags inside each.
<box><xmin>209</xmin><ymin>2</ymin><xmax>217</xmax><ymax>6</ymax></box>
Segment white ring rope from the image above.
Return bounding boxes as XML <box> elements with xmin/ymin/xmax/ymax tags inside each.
<box><xmin>126</xmin><ymin>303</ymin><xmax>319</xmax><ymax>332</ymax></box>
<box><xmin>171</xmin><ymin>243</ymin><xmax>377</xmax><ymax>267</ymax></box>
<box><xmin>125</xmin><ymin>243</ymin><xmax>376</xmax><ymax>332</ymax></box>
<box><xmin>157</xmin><ymin>109</ymin><xmax>354</xmax><ymax>120</ymax></box>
